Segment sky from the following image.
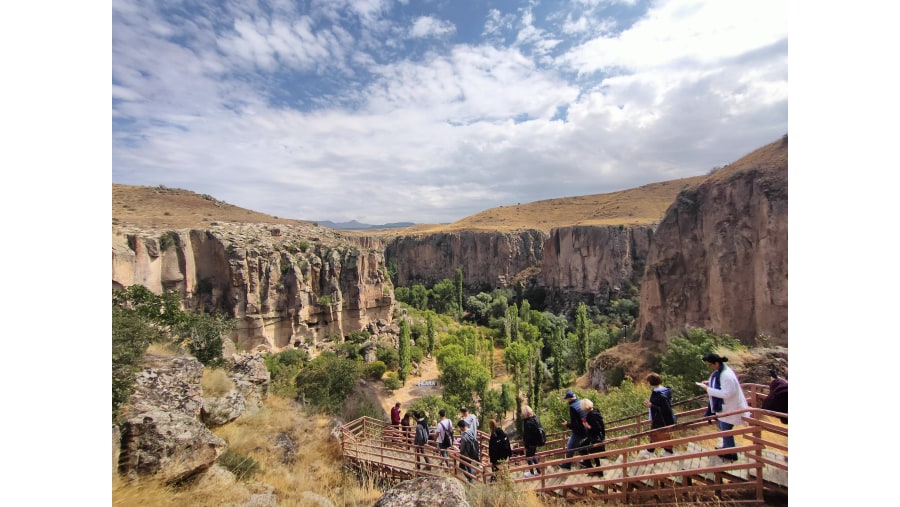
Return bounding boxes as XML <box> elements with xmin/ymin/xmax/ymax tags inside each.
<box><xmin>112</xmin><ymin>0</ymin><xmax>788</xmax><ymax>225</ymax></box>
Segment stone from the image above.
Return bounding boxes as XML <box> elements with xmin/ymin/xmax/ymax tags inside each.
<box><xmin>372</xmin><ymin>477</ymin><xmax>470</xmax><ymax>507</ymax></box>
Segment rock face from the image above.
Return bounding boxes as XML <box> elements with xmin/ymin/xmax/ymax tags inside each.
<box><xmin>540</xmin><ymin>225</ymin><xmax>653</xmax><ymax>310</ymax></box>
<box><xmin>116</xmin><ymin>353</ymin><xmax>271</xmax><ymax>484</ymax></box>
<box><xmin>385</xmin><ymin>230</ymin><xmax>546</xmax><ymax>291</ymax></box>
<box><xmin>636</xmin><ymin>137</ymin><xmax>788</xmax><ymax>347</ymax></box>
<box><xmin>117</xmin><ymin>354</ymin><xmax>226</xmax><ymax>483</ymax></box>
<box><xmin>372</xmin><ymin>476</ymin><xmax>470</xmax><ymax>507</ymax></box>
<box><xmin>112</xmin><ymin>223</ymin><xmax>394</xmax><ymax>353</ymax></box>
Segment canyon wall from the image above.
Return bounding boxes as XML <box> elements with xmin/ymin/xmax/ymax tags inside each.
<box><xmin>112</xmin><ymin>223</ymin><xmax>394</xmax><ymax>353</ymax></box>
<box><xmin>539</xmin><ymin>225</ymin><xmax>653</xmax><ymax>311</ymax></box>
<box><xmin>636</xmin><ymin>137</ymin><xmax>788</xmax><ymax>347</ymax></box>
<box><xmin>384</xmin><ymin>230</ymin><xmax>547</xmax><ymax>291</ymax></box>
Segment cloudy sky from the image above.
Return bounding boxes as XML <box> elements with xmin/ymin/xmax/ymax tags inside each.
<box><xmin>112</xmin><ymin>0</ymin><xmax>787</xmax><ymax>225</ymax></box>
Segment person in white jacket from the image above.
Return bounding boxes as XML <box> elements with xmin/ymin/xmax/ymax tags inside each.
<box><xmin>698</xmin><ymin>353</ymin><xmax>749</xmax><ymax>461</ymax></box>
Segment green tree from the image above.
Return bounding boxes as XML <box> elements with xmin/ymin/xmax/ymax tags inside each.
<box><xmin>398</xmin><ymin>318</ymin><xmax>411</xmax><ymax>383</ymax></box>
<box><xmin>430</xmin><ymin>279</ymin><xmax>457</xmax><ymax>315</ymax></box>
<box><xmin>425</xmin><ymin>311</ymin><xmax>436</xmax><ymax>356</ymax></box>
<box><xmin>438</xmin><ymin>353</ymin><xmax>490</xmax><ymax>410</ymax></box>
<box><xmin>455</xmin><ymin>268</ymin><xmax>464</xmax><ymax>320</ymax></box>
<box><xmin>575</xmin><ymin>302</ymin><xmax>590</xmax><ymax>375</ymax></box>
<box><xmin>410</xmin><ymin>284</ymin><xmax>429</xmax><ymax>310</ymax></box>
<box><xmin>295</xmin><ymin>352</ymin><xmax>360</xmax><ymax>414</ymax></box>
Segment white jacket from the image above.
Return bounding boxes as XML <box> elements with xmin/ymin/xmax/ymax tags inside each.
<box><xmin>706</xmin><ymin>365</ymin><xmax>750</xmax><ymax>426</ymax></box>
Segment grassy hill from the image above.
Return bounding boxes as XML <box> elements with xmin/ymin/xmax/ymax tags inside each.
<box><xmin>113</xmin><ymin>175</ymin><xmax>705</xmax><ymax>235</ymax></box>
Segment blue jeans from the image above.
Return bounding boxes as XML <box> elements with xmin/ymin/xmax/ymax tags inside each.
<box><xmin>717</xmin><ymin>420</ymin><xmax>735</xmax><ymax>449</ymax></box>
<box><xmin>566</xmin><ymin>433</ymin><xmax>579</xmax><ymax>459</ymax></box>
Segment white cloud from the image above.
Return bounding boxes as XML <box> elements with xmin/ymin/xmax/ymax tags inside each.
<box><xmin>112</xmin><ymin>0</ymin><xmax>788</xmax><ymax>224</ymax></box>
<box><xmin>409</xmin><ymin>16</ymin><xmax>456</xmax><ymax>38</ymax></box>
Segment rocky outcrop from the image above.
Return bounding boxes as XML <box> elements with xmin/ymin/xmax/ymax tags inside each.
<box><xmin>540</xmin><ymin>225</ymin><xmax>652</xmax><ymax>310</ymax></box>
<box><xmin>373</xmin><ymin>476</ymin><xmax>470</xmax><ymax>507</ymax></box>
<box><xmin>636</xmin><ymin>137</ymin><xmax>788</xmax><ymax>347</ymax></box>
<box><xmin>117</xmin><ymin>353</ymin><xmax>271</xmax><ymax>483</ymax></box>
<box><xmin>117</xmin><ymin>354</ymin><xmax>226</xmax><ymax>483</ymax></box>
<box><xmin>385</xmin><ymin>230</ymin><xmax>546</xmax><ymax>291</ymax></box>
<box><xmin>112</xmin><ymin>223</ymin><xmax>394</xmax><ymax>353</ymax></box>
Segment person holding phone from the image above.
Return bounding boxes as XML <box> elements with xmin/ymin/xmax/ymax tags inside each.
<box><xmin>697</xmin><ymin>353</ymin><xmax>749</xmax><ymax>462</ymax></box>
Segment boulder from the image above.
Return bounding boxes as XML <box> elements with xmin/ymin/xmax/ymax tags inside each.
<box><xmin>117</xmin><ymin>408</ymin><xmax>226</xmax><ymax>484</ymax></box>
<box><xmin>202</xmin><ymin>389</ymin><xmax>247</xmax><ymax>427</ymax></box>
<box><xmin>372</xmin><ymin>477</ymin><xmax>469</xmax><ymax>507</ymax></box>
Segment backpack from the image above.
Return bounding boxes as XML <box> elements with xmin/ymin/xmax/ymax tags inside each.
<box><xmin>414</xmin><ymin>423</ymin><xmax>429</xmax><ymax>446</ymax></box>
<box><xmin>460</xmin><ymin>431</ymin><xmax>479</xmax><ymax>461</ymax></box>
<box><xmin>537</xmin><ymin>426</ymin><xmax>547</xmax><ymax>446</ymax></box>
<box><xmin>439</xmin><ymin>420</ymin><xmax>453</xmax><ymax>449</ymax></box>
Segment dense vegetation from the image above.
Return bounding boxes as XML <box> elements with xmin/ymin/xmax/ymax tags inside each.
<box><xmin>111</xmin><ymin>285</ymin><xmax>234</xmax><ymax>420</ymax></box>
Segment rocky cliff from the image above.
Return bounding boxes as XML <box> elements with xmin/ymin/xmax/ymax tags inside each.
<box><xmin>540</xmin><ymin>225</ymin><xmax>653</xmax><ymax>310</ymax></box>
<box><xmin>112</xmin><ymin>222</ymin><xmax>394</xmax><ymax>353</ymax></box>
<box><xmin>384</xmin><ymin>230</ymin><xmax>547</xmax><ymax>291</ymax></box>
<box><xmin>636</xmin><ymin>136</ymin><xmax>788</xmax><ymax>347</ymax></box>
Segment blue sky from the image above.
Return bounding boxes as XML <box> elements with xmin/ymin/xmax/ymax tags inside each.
<box><xmin>112</xmin><ymin>0</ymin><xmax>788</xmax><ymax>224</ymax></box>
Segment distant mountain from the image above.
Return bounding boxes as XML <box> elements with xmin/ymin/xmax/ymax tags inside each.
<box><xmin>315</xmin><ymin>219</ymin><xmax>416</xmax><ymax>230</ymax></box>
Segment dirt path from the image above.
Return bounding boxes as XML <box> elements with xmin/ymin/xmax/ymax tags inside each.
<box><xmin>374</xmin><ymin>356</ymin><xmax>444</xmax><ymax>418</ymax></box>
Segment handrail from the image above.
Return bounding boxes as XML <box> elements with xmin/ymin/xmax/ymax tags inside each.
<box><xmin>340</xmin><ymin>388</ymin><xmax>787</xmax><ymax>504</ymax></box>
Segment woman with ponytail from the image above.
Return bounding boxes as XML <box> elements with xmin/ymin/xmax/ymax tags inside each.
<box><xmin>698</xmin><ymin>353</ymin><xmax>749</xmax><ymax>461</ymax></box>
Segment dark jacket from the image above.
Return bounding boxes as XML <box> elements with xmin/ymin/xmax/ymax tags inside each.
<box><xmin>459</xmin><ymin>429</ymin><xmax>480</xmax><ymax>462</ymax></box>
<box><xmin>488</xmin><ymin>428</ymin><xmax>512</xmax><ymax>464</ymax></box>
<box><xmin>585</xmin><ymin>408</ymin><xmax>606</xmax><ymax>447</ymax></box>
<box><xmin>649</xmin><ymin>386</ymin><xmax>677</xmax><ymax>429</ymax></box>
<box><xmin>523</xmin><ymin>416</ymin><xmax>544</xmax><ymax>447</ymax></box>
<box><xmin>762</xmin><ymin>377</ymin><xmax>788</xmax><ymax>423</ymax></box>
<box><xmin>568</xmin><ymin>399</ymin><xmax>587</xmax><ymax>437</ymax></box>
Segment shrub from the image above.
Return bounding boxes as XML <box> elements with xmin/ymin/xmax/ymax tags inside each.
<box><xmin>264</xmin><ymin>348</ymin><xmax>309</xmax><ymax>398</ymax></box>
<box><xmin>383</xmin><ymin>373</ymin><xmax>401</xmax><ymax>391</ymax></box>
<box><xmin>158</xmin><ymin>232</ymin><xmax>176</xmax><ymax>251</ymax></box>
<box><xmin>376</xmin><ymin>346</ymin><xmax>399</xmax><ymax>370</ymax></box>
<box><xmin>363</xmin><ymin>361</ymin><xmax>387</xmax><ymax>381</ymax></box>
<box><xmin>295</xmin><ymin>353</ymin><xmax>360</xmax><ymax>414</ymax></box>
<box><xmin>317</xmin><ymin>295</ymin><xmax>332</xmax><ymax>306</ymax></box>
<box><xmin>217</xmin><ymin>449</ymin><xmax>260</xmax><ymax>481</ymax></box>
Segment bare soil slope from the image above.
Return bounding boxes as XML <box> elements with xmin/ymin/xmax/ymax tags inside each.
<box><xmin>113</xmin><ymin>184</ymin><xmax>310</xmax><ymax>230</ymax></box>
<box><xmin>114</xmin><ymin>174</ymin><xmax>706</xmax><ymax>235</ymax></box>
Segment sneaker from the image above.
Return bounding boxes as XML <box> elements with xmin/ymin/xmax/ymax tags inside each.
<box><xmin>721</xmin><ymin>453</ymin><xmax>739</xmax><ymax>462</ymax></box>
<box><xmin>523</xmin><ymin>472</ymin><xmax>534</xmax><ymax>478</ymax></box>
<box><xmin>587</xmin><ymin>471</ymin><xmax>604</xmax><ymax>477</ymax></box>
<box><xmin>559</xmin><ymin>464</ymin><xmax>572</xmax><ymax>470</ymax></box>
<box><xmin>637</xmin><ymin>449</ymin><xmax>655</xmax><ymax>460</ymax></box>
<box><xmin>661</xmin><ymin>449</ymin><xmax>676</xmax><ymax>457</ymax></box>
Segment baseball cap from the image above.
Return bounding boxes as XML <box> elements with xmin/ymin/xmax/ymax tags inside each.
<box><xmin>564</xmin><ymin>391</ymin><xmax>576</xmax><ymax>399</ymax></box>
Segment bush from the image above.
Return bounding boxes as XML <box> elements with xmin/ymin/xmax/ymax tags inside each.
<box><xmin>295</xmin><ymin>353</ymin><xmax>360</xmax><ymax>414</ymax></box>
<box><xmin>264</xmin><ymin>348</ymin><xmax>309</xmax><ymax>398</ymax></box>
<box><xmin>363</xmin><ymin>361</ymin><xmax>387</xmax><ymax>381</ymax></box>
<box><xmin>384</xmin><ymin>373</ymin><xmax>401</xmax><ymax>391</ymax></box>
<box><xmin>376</xmin><ymin>346</ymin><xmax>399</xmax><ymax>370</ymax></box>
<box><xmin>217</xmin><ymin>449</ymin><xmax>260</xmax><ymax>481</ymax></box>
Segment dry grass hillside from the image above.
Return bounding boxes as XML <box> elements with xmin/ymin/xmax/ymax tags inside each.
<box><xmin>112</xmin><ymin>184</ymin><xmax>311</xmax><ymax>230</ymax></box>
<box><xmin>113</xmin><ymin>175</ymin><xmax>705</xmax><ymax>236</ymax></box>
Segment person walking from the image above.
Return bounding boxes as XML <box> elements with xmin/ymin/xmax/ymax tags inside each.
<box><xmin>435</xmin><ymin>409</ymin><xmax>454</xmax><ymax>466</ymax></box>
<box><xmin>460</xmin><ymin>406</ymin><xmax>479</xmax><ymax>435</ymax></box>
<box><xmin>457</xmin><ymin>419</ymin><xmax>480</xmax><ymax>483</ymax></box>
<box><xmin>400</xmin><ymin>411</ymin><xmax>414</xmax><ymax>451</ymax></box>
<box><xmin>521</xmin><ymin>404</ymin><xmax>545</xmax><ymax>478</ymax></box>
<box><xmin>698</xmin><ymin>353</ymin><xmax>749</xmax><ymax>462</ymax></box>
<box><xmin>639</xmin><ymin>372</ymin><xmax>677</xmax><ymax>459</ymax></box>
<box><xmin>560</xmin><ymin>391</ymin><xmax>587</xmax><ymax>470</ymax></box>
<box><xmin>391</xmin><ymin>402</ymin><xmax>402</xmax><ymax>426</ymax></box>
<box><xmin>578</xmin><ymin>398</ymin><xmax>606</xmax><ymax>476</ymax></box>
<box><xmin>413</xmin><ymin>411</ymin><xmax>432</xmax><ymax>470</ymax></box>
<box><xmin>762</xmin><ymin>367</ymin><xmax>788</xmax><ymax>424</ymax></box>
<box><xmin>487</xmin><ymin>419</ymin><xmax>512</xmax><ymax>481</ymax></box>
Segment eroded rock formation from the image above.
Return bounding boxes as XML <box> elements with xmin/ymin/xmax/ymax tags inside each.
<box><xmin>540</xmin><ymin>225</ymin><xmax>652</xmax><ymax>311</ymax></box>
<box><xmin>112</xmin><ymin>222</ymin><xmax>394</xmax><ymax>353</ymax></box>
<box><xmin>636</xmin><ymin>137</ymin><xmax>788</xmax><ymax>347</ymax></box>
<box><xmin>385</xmin><ymin>230</ymin><xmax>546</xmax><ymax>291</ymax></box>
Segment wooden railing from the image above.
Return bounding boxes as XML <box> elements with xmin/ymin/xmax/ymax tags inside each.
<box><xmin>340</xmin><ymin>383</ymin><xmax>787</xmax><ymax>504</ymax></box>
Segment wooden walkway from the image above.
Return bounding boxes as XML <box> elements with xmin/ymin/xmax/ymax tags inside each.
<box><xmin>341</xmin><ymin>384</ymin><xmax>787</xmax><ymax>505</ymax></box>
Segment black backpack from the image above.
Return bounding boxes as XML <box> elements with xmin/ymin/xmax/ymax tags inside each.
<box><xmin>439</xmin><ymin>420</ymin><xmax>454</xmax><ymax>449</ymax></box>
<box><xmin>537</xmin><ymin>426</ymin><xmax>547</xmax><ymax>446</ymax></box>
